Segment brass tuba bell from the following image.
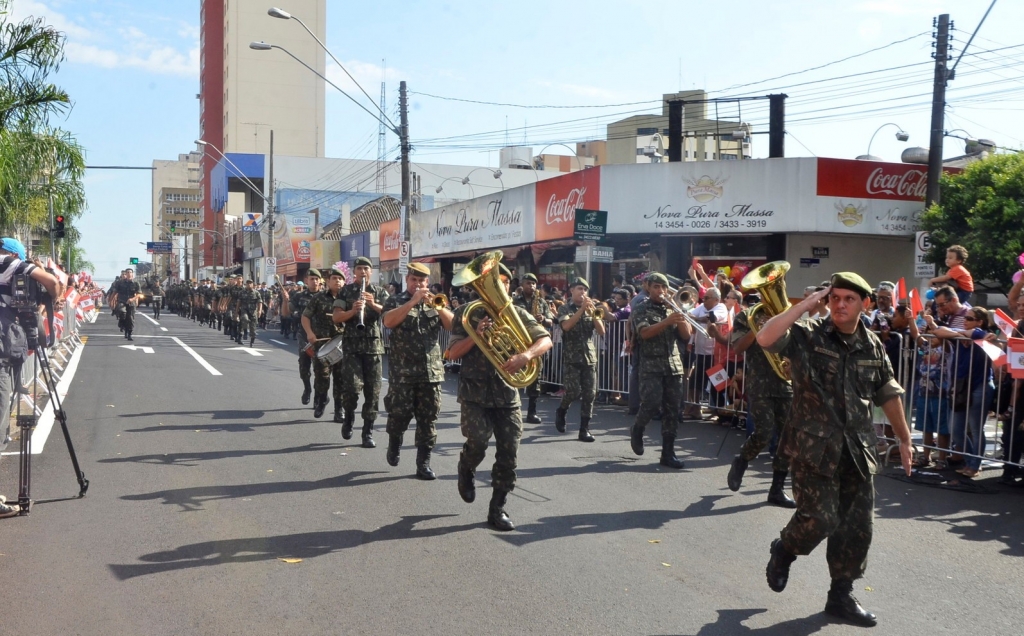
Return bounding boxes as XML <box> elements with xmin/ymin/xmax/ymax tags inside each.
<box><xmin>453</xmin><ymin>251</ymin><xmax>540</xmax><ymax>388</ymax></box>
<box><xmin>740</xmin><ymin>261</ymin><xmax>793</xmax><ymax>381</ymax></box>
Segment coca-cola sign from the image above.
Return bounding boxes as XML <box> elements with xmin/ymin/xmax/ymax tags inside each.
<box><xmin>817</xmin><ymin>158</ymin><xmax>959</xmax><ymax>202</ymax></box>
<box><xmin>535</xmin><ymin>167</ymin><xmax>601</xmax><ymax>241</ymax></box>
<box><xmin>379</xmin><ymin>218</ymin><xmax>401</xmax><ymax>261</ymax></box>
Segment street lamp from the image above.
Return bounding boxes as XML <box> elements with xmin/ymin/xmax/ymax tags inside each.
<box><xmin>436</xmin><ymin>177</ymin><xmax>474</xmax><ymax>199</ymax></box>
<box><xmin>535</xmin><ymin>143</ymin><xmax>584</xmax><ymax>171</ymax></box>
<box><xmin>461</xmin><ymin>167</ymin><xmax>504</xmax><ymax>192</ymax></box>
<box><xmin>857</xmin><ymin>123</ymin><xmax>909</xmax><ymax>161</ymax></box>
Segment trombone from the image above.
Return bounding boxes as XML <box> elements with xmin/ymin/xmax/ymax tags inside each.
<box><xmin>665</xmin><ymin>285</ymin><xmax>709</xmax><ymax>337</ymax></box>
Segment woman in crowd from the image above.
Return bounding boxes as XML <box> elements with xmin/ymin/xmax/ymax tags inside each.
<box><xmin>949</xmin><ymin>307</ymin><xmax>996</xmax><ymax>479</ymax></box>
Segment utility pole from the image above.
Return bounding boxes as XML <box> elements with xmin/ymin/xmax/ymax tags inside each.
<box><xmin>926</xmin><ymin>13</ymin><xmax>951</xmax><ymax>207</ymax></box>
<box><xmin>400</xmin><ymin>80</ymin><xmax>411</xmax><ymax>240</ymax></box>
<box><xmin>268</xmin><ymin>129</ymin><xmax>275</xmax><ymax>259</ymax></box>
<box><xmin>768</xmin><ymin>94</ymin><xmax>787</xmax><ymax>158</ymax></box>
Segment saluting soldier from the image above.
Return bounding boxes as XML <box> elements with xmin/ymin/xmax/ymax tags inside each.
<box><xmin>380</xmin><ymin>263</ymin><xmax>454</xmax><ymax>479</ymax></box>
<box><xmin>236</xmin><ymin>279</ymin><xmax>263</xmax><ymax>346</ymax></box>
<box><xmin>722</xmin><ymin>307</ymin><xmax>797</xmax><ymax>508</ymax></box>
<box><xmin>333</xmin><ymin>256</ymin><xmax>389</xmax><ymax>448</ymax></box>
<box><xmin>629</xmin><ymin>272</ymin><xmax>691</xmax><ymax>469</ymax></box>
<box><xmin>757</xmin><ymin>273</ymin><xmax>912</xmax><ymax>628</ymax></box>
<box><xmin>301</xmin><ymin>268</ymin><xmax>345</xmax><ymax>419</ymax></box>
<box><xmin>512</xmin><ymin>273</ymin><xmax>552</xmax><ymax>423</ymax></box>
<box><xmin>554</xmin><ymin>277</ymin><xmax>604</xmax><ymax>442</ymax></box>
<box><xmin>282</xmin><ymin>269</ymin><xmax>322</xmax><ymax>404</ymax></box>
<box><xmin>446</xmin><ymin>263</ymin><xmax>552</xmax><ymax>531</ymax></box>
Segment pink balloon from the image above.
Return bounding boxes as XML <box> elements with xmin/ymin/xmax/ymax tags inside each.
<box><xmin>1015</xmin><ymin>270</ymin><xmax>1023</xmax><ymax>284</ymax></box>
<box><xmin>1018</xmin><ymin>253</ymin><xmax>1024</xmax><ymax>267</ymax></box>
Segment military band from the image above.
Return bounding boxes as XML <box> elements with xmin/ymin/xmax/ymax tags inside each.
<box><xmin>286</xmin><ymin>269</ymin><xmax>321</xmax><ymax>404</ymax></box>
<box><xmin>301</xmin><ymin>268</ymin><xmax>345</xmax><ymax>420</ymax></box>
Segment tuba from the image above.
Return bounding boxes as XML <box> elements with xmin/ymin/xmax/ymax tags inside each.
<box><xmin>453</xmin><ymin>251</ymin><xmax>540</xmax><ymax>388</ymax></box>
<box><xmin>741</xmin><ymin>261</ymin><xmax>792</xmax><ymax>381</ymax></box>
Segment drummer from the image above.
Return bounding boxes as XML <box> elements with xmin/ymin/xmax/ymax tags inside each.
<box><xmin>301</xmin><ymin>267</ymin><xmax>346</xmax><ymax>419</ymax></box>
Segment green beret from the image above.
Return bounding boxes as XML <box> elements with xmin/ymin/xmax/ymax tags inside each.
<box><xmin>306</xmin><ymin>268</ymin><xmax>322</xmax><ymax>279</ymax></box>
<box><xmin>325</xmin><ymin>268</ymin><xmax>345</xmax><ymax>279</ymax></box>
<box><xmin>522</xmin><ymin>273</ymin><xmax>538</xmax><ymax>282</ymax></box>
<box><xmin>407</xmin><ymin>262</ymin><xmax>430</xmax><ymax>276</ymax></box>
<box><xmin>830</xmin><ymin>272</ymin><xmax>872</xmax><ymax>298</ymax></box>
<box><xmin>571</xmin><ymin>277</ymin><xmax>589</xmax><ymax>289</ymax></box>
<box><xmin>498</xmin><ymin>263</ymin><xmax>513</xmax><ymax>279</ymax></box>
<box><xmin>354</xmin><ymin>256</ymin><xmax>373</xmax><ymax>268</ymax></box>
<box><xmin>646</xmin><ymin>272</ymin><xmax>669</xmax><ymax>286</ymax></box>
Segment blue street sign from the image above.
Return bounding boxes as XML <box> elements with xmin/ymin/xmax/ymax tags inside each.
<box><xmin>147</xmin><ymin>242</ymin><xmax>173</xmax><ymax>254</ymax></box>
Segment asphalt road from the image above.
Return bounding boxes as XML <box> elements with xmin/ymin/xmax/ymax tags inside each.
<box><xmin>1</xmin><ymin>309</ymin><xmax>1022</xmax><ymax>635</ymax></box>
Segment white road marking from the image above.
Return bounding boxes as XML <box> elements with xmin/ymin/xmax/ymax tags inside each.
<box><xmin>139</xmin><ymin>312</ymin><xmax>159</xmax><ymax>325</ymax></box>
<box><xmin>119</xmin><ymin>345</ymin><xmax>155</xmax><ymax>354</ymax></box>
<box><xmin>270</xmin><ymin>339</ymin><xmax>289</xmax><ymax>346</ymax></box>
<box><xmin>160</xmin><ymin>327</ymin><xmax>168</xmax><ymax>332</ymax></box>
<box><xmin>225</xmin><ymin>347</ymin><xmax>270</xmax><ymax>357</ymax></box>
<box><xmin>172</xmin><ymin>337</ymin><xmax>222</xmax><ymax>376</ymax></box>
<box><xmin>86</xmin><ymin>334</ymin><xmax>172</xmax><ymax>338</ymax></box>
<box><xmin>1</xmin><ymin>340</ymin><xmax>86</xmax><ymax>456</ymax></box>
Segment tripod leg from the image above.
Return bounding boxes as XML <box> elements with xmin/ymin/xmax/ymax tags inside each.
<box><xmin>37</xmin><ymin>347</ymin><xmax>88</xmax><ymax>496</ymax></box>
<box><xmin>14</xmin><ymin>363</ymin><xmax>32</xmax><ymax>514</ymax></box>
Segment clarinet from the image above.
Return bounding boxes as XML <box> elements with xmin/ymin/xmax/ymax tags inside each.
<box><xmin>356</xmin><ymin>278</ymin><xmax>367</xmax><ymax>331</ymax></box>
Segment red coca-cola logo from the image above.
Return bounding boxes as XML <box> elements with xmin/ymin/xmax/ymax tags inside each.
<box><xmin>545</xmin><ymin>187</ymin><xmax>587</xmax><ymax>226</ymax></box>
<box><xmin>383</xmin><ymin>230</ymin><xmax>401</xmax><ymax>252</ymax></box>
<box><xmin>865</xmin><ymin>167</ymin><xmax>927</xmax><ymax>198</ymax></box>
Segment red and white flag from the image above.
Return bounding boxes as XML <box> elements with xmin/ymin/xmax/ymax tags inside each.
<box><xmin>896</xmin><ymin>278</ymin><xmax>907</xmax><ymax>301</ymax></box>
<box><xmin>79</xmin><ymin>297</ymin><xmax>95</xmax><ymax>312</ymax></box>
<box><xmin>706</xmin><ymin>364</ymin><xmax>730</xmax><ymax>392</ymax></box>
<box><xmin>974</xmin><ymin>339</ymin><xmax>1006</xmax><ymax>367</ymax></box>
<box><xmin>1008</xmin><ymin>338</ymin><xmax>1024</xmax><ymax>379</ymax></box>
<box><xmin>909</xmin><ymin>288</ymin><xmax>924</xmax><ymax>316</ymax></box>
<box><xmin>53</xmin><ymin>309</ymin><xmax>64</xmax><ymax>340</ymax></box>
<box><xmin>994</xmin><ymin>308</ymin><xmax>1018</xmax><ymax>338</ymax></box>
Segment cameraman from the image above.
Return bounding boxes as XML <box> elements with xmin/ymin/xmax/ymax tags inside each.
<box><xmin>113</xmin><ymin>269</ymin><xmax>143</xmax><ymax>340</ymax></box>
<box><xmin>0</xmin><ymin>238</ymin><xmax>58</xmax><ymax>519</ymax></box>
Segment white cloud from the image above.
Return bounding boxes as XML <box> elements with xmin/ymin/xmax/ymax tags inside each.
<box><xmin>10</xmin><ymin>0</ymin><xmax>93</xmax><ymax>39</ymax></box>
<box><xmin>536</xmin><ymin>80</ymin><xmax>622</xmax><ymax>101</ymax></box>
<box><xmin>65</xmin><ymin>41</ymin><xmax>199</xmax><ymax>77</ymax></box>
<box><xmin>853</xmin><ymin>0</ymin><xmax>946</xmax><ymax>16</ymax></box>
<box><xmin>325</xmin><ymin>59</ymin><xmax>402</xmax><ymax>94</ymax></box>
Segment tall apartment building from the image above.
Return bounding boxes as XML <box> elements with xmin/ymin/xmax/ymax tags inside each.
<box><xmin>198</xmin><ymin>0</ymin><xmax>326</xmax><ymax>268</ymax></box>
<box><xmin>151</xmin><ymin>152</ymin><xmax>202</xmax><ymax>279</ymax></box>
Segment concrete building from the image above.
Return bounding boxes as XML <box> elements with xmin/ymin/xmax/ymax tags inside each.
<box><xmin>151</xmin><ymin>152</ymin><xmax>202</xmax><ymax>279</ymax></box>
<box><xmin>198</xmin><ymin>0</ymin><xmax>326</xmax><ymax>271</ymax></box>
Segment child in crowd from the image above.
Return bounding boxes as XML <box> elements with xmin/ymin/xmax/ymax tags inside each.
<box><xmin>930</xmin><ymin>244</ymin><xmax>974</xmax><ymax>305</ymax></box>
<box><xmin>913</xmin><ymin>341</ymin><xmax>951</xmax><ymax>468</ymax></box>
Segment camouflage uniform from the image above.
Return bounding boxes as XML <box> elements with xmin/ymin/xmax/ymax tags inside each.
<box><xmin>302</xmin><ymin>288</ymin><xmax>345</xmax><ymax>402</ymax></box>
<box><xmin>731</xmin><ymin>310</ymin><xmax>793</xmax><ymax>470</ymax></box>
<box><xmin>334</xmin><ymin>281</ymin><xmax>389</xmax><ymax>424</ymax></box>
<box><xmin>450</xmin><ymin>303</ymin><xmax>549</xmax><ymax>492</ymax></box>
<box><xmin>556</xmin><ymin>301</ymin><xmax>598</xmax><ymax>418</ymax></box>
<box><xmin>381</xmin><ymin>291</ymin><xmax>444</xmax><ymax>449</ymax></box>
<box><xmin>630</xmin><ymin>298</ymin><xmax>688</xmax><ymax>440</ymax></box>
<box><xmin>236</xmin><ymin>287</ymin><xmax>263</xmax><ymax>342</ymax></box>
<box><xmin>114</xmin><ymin>278</ymin><xmax>141</xmax><ymax>336</ymax></box>
<box><xmin>766</xmin><ymin>316</ymin><xmax>903</xmax><ymax>581</ymax></box>
<box><xmin>290</xmin><ymin>288</ymin><xmax>316</xmax><ymax>383</ymax></box>
<box><xmin>512</xmin><ymin>291</ymin><xmax>553</xmax><ymax>399</ymax></box>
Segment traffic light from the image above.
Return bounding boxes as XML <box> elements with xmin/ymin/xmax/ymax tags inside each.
<box><xmin>52</xmin><ymin>214</ymin><xmax>66</xmax><ymax>239</ymax></box>
<box><xmin>130</xmin><ymin>257</ymin><xmax>139</xmax><ymax>265</ymax></box>
<box><xmin>169</xmin><ymin>221</ymin><xmax>177</xmax><ymax>232</ymax></box>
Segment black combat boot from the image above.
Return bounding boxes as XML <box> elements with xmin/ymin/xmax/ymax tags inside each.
<box><xmin>341</xmin><ymin>410</ymin><xmax>355</xmax><ymax>440</ymax></box>
<box><xmin>630</xmin><ymin>424</ymin><xmax>645</xmax><ymax>455</ymax></box>
<box><xmin>415</xmin><ymin>446</ymin><xmax>436</xmax><ymax>480</ymax></box>
<box><xmin>659</xmin><ymin>436</ymin><xmax>685</xmax><ymax>469</ymax></box>
<box><xmin>333</xmin><ymin>406</ymin><xmax>344</xmax><ymax>424</ymax></box>
<box><xmin>457</xmin><ymin>455</ymin><xmax>476</xmax><ymax>503</ymax></box>
<box><xmin>487</xmin><ymin>488</ymin><xmax>515</xmax><ymax>531</ymax></box>
<box><xmin>825</xmin><ymin>578</ymin><xmax>877</xmax><ymax>627</ymax></box>
<box><xmin>361</xmin><ymin>422</ymin><xmax>376</xmax><ymax>448</ymax></box>
<box><xmin>555</xmin><ymin>407</ymin><xmax>567</xmax><ymax>433</ymax></box>
<box><xmin>578</xmin><ymin>416</ymin><xmax>595</xmax><ymax>443</ymax></box>
<box><xmin>312</xmin><ymin>393</ymin><xmax>327</xmax><ymax>419</ymax></box>
<box><xmin>525</xmin><ymin>397</ymin><xmax>541</xmax><ymax>424</ymax></box>
<box><xmin>767</xmin><ymin>470</ymin><xmax>797</xmax><ymax>508</ymax></box>
<box><xmin>300</xmin><ymin>379</ymin><xmax>312</xmax><ymax>405</ymax></box>
<box><xmin>766</xmin><ymin>538</ymin><xmax>797</xmax><ymax>593</ymax></box>
<box><xmin>386</xmin><ymin>434</ymin><xmax>402</xmax><ymax>467</ymax></box>
<box><xmin>727</xmin><ymin>455</ymin><xmax>748</xmax><ymax>492</ymax></box>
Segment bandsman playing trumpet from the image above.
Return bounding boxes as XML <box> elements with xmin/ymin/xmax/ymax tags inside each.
<box><xmin>512</xmin><ymin>273</ymin><xmax>553</xmax><ymax>424</ymax></box>
<box><xmin>380</xmin><ymin>263</ymin><xmax>454</xmax><ymax>479</ymax></box>
<box><xmin>554</xmin><ymin>277</ymin><xmax>605</xmax><ymax>442</ymax></box>
<box><xmin>333</xmin><ymin>256</ymin><xmax>390</xmax><ymax>447</ymax></box>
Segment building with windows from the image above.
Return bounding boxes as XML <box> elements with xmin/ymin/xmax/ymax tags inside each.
<box><xmin>151</xmin><ymin>152</ymin><xmax>202</xmax><ymax>279</ymax></box>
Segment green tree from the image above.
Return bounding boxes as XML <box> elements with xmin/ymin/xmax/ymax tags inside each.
<box><xmin>919</xmin><ymin>152</ymin><xmax>1024</xmax><ymax>290</ymax></box>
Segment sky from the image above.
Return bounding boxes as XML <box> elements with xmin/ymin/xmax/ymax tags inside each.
<box><xmin>8</xmin><ymin>0</ymin><xmax>1024</xmax><ymax>282</ymax></box>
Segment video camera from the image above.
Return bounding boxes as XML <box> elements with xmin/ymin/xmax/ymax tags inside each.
<box><xmin>11</xmin><ymin>273</ymin><xmax>55</xmax><ymax>347</ymax></box>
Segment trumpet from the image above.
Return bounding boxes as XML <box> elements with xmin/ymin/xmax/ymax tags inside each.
<box><xmin>664</xmin><ymin>285</ymin><xmax>710</xmax><ymax>337</ymax></box>
<box><xmin>430</xmin><ymin>293</ymin><xmax>448</xmax><ymax>309</ymax></box>
<box><xmin>583</xmin><ymin>297</ymin><xmax>605</xmax><ymax>320</ymax></box>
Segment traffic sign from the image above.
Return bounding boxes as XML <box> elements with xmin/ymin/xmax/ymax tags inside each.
<box><xmin>130</xmin><ymin>257</ymin><xmax>140</xmax><ymax>265</ymax></box>
<box><xmin>398</xmin><ymin>241</ymin><xmax>410</xmax><ymax>276</ymax></box>
<box><xmin>915</xmin><ymin>231</ymin><xmax>935</xmax><ymax>279</ymax></box>
<box><xmin>147</xmin><ymin>242</ymin><xmax>173</xmax><ymax>254</ymax></box>
<box><xmin>266</xmin><ymin>257</ymin><xmax>277</xmax><ymax>278</ymax></box>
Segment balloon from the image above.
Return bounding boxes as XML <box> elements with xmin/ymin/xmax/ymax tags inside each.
<box><xmin>1018</xmin><ymin>252</ymin><xmax>1024</xmax><ymax>268</ymax></box>
<box><xmin>925</xmin><ymin>289</ymin><xmax>936</xmax><ymax>300</ymax></box>
<box><xmin>730</xmin><ymin>263</ymin><xmax>750</xmax><ymax>286</ymax></box>
<box><xmin>1014</xmin><ymin>270</ymin><xmax>1023</xmax><ymax>284</ymax></box>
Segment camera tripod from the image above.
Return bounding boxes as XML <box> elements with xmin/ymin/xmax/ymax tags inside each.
<box><xmin>16</xmin><ymin>313</ymin><xmax>88</xmax><ymax>515</ymax></box>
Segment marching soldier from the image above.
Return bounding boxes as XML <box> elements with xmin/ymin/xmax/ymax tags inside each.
<box><xmin>721</xmin><ymin>306</ymin><xmax>797</xmax><ymax>508</ymax></box>
<box><xmin>554</xmin><ymin>277</ymin><xmax>604</xmax><ymax>442</ymax></box>
<box><xmin>446</xmin><ymin>262</ymin><xmax>552</xmax><ymax>531</ymax></box>
<box><xmin>629</xmin><ymin>272</ymin><xmax>692</xmax><ymax>469</ymax></box>
<box><xmin>380</xmin><ymin>263</ymin><xmax>453</xmax><ymax>479</ymax></box>
<box><xmin>757</xmin><ymin>273</ymin><xmax>912</xmax><ymax>628</ymax></box>
<box><xmin>235</xmin><ymin>279</ymin><xmax>263</xmax><ymax>346</ymax></box>
<box><xmin>512</xmin><ymin>273</ymin><xmax>552</xmax><ymax>423</ymax></box>
<box><xmin>301</xmin><ymin>268</ymin><xmax>346</xmax><ymax>419</ymax></box>
<box><xmin>282</xmin><ymin>269</ymin><xmax>322</xmax><ymax>404</ymax></box>
<box><xmin>333</xmin><ymin>257</ymin><xmax>389</xmax><ymax>447</ymax></box>
<box><xmin>258</xmin><ymin>281</ymin><xmax>271</xmax><ymax>329</ymax></box>
<box><xmin>113</xmin><ymin>269</ymin><xmax>143</xmax><ymax>340</ymax></box>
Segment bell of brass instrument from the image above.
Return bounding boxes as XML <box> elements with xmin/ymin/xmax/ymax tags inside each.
<box><xmin>740</xmin><ymin>260</ymin><xmax>792</xmax><ymax>381</ymax></box>
<box><xmin>664</xmin><ymin>285</ymin><xmax>709</xmax><ymax>337</ymax></box>
<box><xmin>453</xmin><ymin>251</ymin><xmax>540</xmax><ymax>388</ymax></box>
<box><xmin>431</xmin><ymin>293</ymin><xmax>449</xmax><ymax>309</ymax></box>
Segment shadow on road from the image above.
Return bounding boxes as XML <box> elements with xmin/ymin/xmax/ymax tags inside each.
<box><xmin>97</xmin><ymin>442</ymin><xmax>346</xmax><ymax>467</ymax></box>
<box><xmin>124</xmin><ymin>418</ymin><xmax>313</xmax><ymax>433</ymax></box>
<box><xmin>659</xmin><ymin>608</ymin><xmax>831</xmax><ymax>635</ymax></box>
<box><xmin>118</xmin><ymin>408</ymin><xmax>299</xmax><ymax>420</ymax></box>
<box><xmin>108</xmin><ymin>514</ymin><xmax>478</xmax><ymax>580</ymax></box>
<box><xmin>121</xmin><ymin>470</ymin><xmax>408</xmax><ymax>510</ymax></box>
<box><xmin>498</xmin><ymin>508</ymin><xmax>688</xmax><ymax>547</ymax></box>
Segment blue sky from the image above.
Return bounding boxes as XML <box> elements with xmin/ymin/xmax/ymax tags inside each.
<box><xmin>9</xmin><ymin>0</ymin><xmax>1024</xmax><ymax>282</ymax></box>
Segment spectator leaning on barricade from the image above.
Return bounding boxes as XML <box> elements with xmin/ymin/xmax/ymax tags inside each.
<box><xmin>685</xmin><ymin>287</ymin><xmax>727</xmax><ymax>420</ymax></box>
<box><xmin>705</xmin><ymin>289</ymin><xmax>743</xmax><ymax>425</ymax></box>
<box><xmin>929</xmin><ymin>244</ymin><xmax>974</xmax><ymax>305</ymax></box>
<box><xmin>869</xmin><ymin>281</ymin><xmax>919</xmax><ymax>447</ymax></box>
<box><xmin>999</xmin><ymin>310</ymin><xmax>1024</xmax><ymax>485</ymax></box>
<box><xmin>945</xmin><ymin>307</ymin><xmax>996</xmax><ymax>480</ymax></box>
<box><xmin>0</xmin><ymin>238</ymin><xmax>59</xmax><ymax>519</ymax></box>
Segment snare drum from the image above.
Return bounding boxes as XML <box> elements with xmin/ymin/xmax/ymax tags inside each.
<box><xmin>316</xmin><ymin>336</ymin><xmax>344</xmax><ymax>365</ymax></box>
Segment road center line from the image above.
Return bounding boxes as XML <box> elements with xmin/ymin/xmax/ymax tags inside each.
<box><xmin>270</xmin><ymin>339</ymin><xmax>289</xmax><ymax>346</ymax></box>
<box><xmin>139</xmin><ymin>312</ymin><xmax>159</xmax><ymax>325</ymax></box>
<box><xmin>171</xmin><ymin>336</ymin><xmax>222</xmax><ymax>376</ymax></box>
<box><xmin>160</xmin><ymin>327</ymin><xmax>168</xmax><ymax>332</ymax></box>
